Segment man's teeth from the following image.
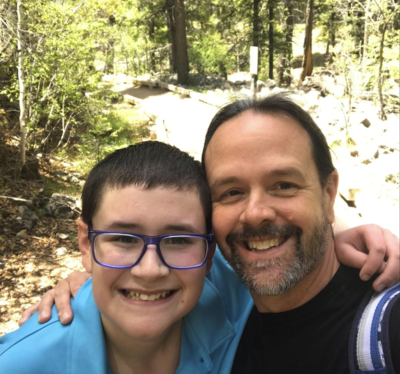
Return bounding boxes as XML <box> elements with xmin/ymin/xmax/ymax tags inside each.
<box><xmin>124</xmin><ymin>290</ymin><xmax>172</xmax><ymax>301</ymax></box>
<box><xmin>247</xmin><ymin>237</ymin><xmax>285</xmax><ymax>251</ymax></box>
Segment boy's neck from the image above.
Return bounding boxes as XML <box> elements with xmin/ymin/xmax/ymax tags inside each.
<box><xmin>102</xmin><ymin>316</ymin><xmax>183</xmax><ymax>374</ymax></box>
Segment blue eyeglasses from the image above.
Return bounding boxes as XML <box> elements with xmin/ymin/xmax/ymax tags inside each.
<box><xmin>88</xmin><ymin>224</ymin><xmax>214</xmax><ymax>270</ymax></box>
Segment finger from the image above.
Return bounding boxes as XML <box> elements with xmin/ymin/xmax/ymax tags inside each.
<box><xmin>37</xmin><ymin>289</ymin><xmax>57</xmax><ymax>323</ymax></box>
<box><xmin>54</xmin><ymin>280</ymin><xmax>74</xmax><ymax>324</ymax></box>
<box><xmin>68</xmin><ymin>271</ymin><xmax>91</xmax><ymax>298</ymax></box>
<box><xmin>372</xmin><ymin>229</ymin><xmax>400</xmax><ymax>291</ymax></box>
<box><xmin>18</xmin><ymin>301</ymin><xmax>40</xmax><ymax>326</ymax></box>
<box><xmin>358</xmin><ymin>225</ymin><xmax>386</xmax><ymax>281</ymax></box>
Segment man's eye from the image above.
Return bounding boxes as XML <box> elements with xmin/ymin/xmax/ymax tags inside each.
<box><xmin>226</xmin><ymin>190</ymin><xmax>241</xmax><ymax>197</ymax></box>
<box><xmin>278</xmin><ymin>182</ymin><xmax>293</xmax><ymax>190</ymax></box>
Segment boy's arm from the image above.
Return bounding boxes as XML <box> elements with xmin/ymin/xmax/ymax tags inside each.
<box><xmin>19</xmin><ymin>224</ymin><xmax>400</xmax><ymax>326</ymax></box>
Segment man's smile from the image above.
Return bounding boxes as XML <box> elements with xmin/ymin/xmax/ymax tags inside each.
<box><xmin>245</xmin><ymin>236</ymin><xmax>287</xmax><ymax>252</ymax></box>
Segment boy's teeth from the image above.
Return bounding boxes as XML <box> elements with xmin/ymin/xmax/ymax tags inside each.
<box><xmin>247</xmin><ymin>237</ymin><xmax>285</xmax><ymax>251</ymax></box>
<box><xmin>125</xmin><ymin>290</ymin><xmax>172</xmax><ymax>301</ymax></box>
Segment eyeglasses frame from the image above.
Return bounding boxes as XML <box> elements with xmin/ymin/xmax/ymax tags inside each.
<box><xmin>88</xmin><ymin>223</ymin><xmax>214</xmax><ymax>270</ymax></box>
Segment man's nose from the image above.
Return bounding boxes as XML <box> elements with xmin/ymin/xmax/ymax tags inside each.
<box><xmin>130</xmin><ymin>245</ymin><xmax>169</xmax><ymax>280</ymax></box>
<box><xmin>239</xmin><ymin>191</ymin><xmax>277</xmax><ymax>227</ymax></box>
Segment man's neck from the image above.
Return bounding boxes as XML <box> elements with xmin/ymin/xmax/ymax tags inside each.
<box><xmin>251</xmin><ymin>241</ymin><xmax>340</xmax><ymax>313</ymax></box>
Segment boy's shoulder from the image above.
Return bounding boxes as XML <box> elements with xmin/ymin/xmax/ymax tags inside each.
<box><xmin>0</xmin><ymin>279</ymin><xmax>109</xmax><ymax>374</ymax></box>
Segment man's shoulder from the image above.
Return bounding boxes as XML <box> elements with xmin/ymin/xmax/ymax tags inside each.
<box><xmin>0</xmin><ymin>279</ymin><xmax>101</xmax><ymax>374</ymax></box>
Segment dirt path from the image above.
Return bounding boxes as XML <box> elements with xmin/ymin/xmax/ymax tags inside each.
<box><xmin>116</xmin><ymin>85</ymin><xmax>219</xmax><ymax>160</ymax></box>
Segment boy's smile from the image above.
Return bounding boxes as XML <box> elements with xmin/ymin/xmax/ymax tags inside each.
<box><xmin>78</xmin><ymin>185</ymin><xmax>213</xmax><ymax>344</ymax></box>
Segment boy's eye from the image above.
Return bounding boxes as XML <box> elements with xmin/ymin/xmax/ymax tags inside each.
<box><xmin>112</xmin><ymin>235</ymin><xmax>139</xmax><ymax>244</ymax></box>
<box><xmin>164</xmin><ymin>237</ymin><xmax>191</xmax><ymax>245</ymax></box>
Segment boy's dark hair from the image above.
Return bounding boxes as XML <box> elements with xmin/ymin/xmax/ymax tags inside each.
<box><xmin>202</xmin><ymin>93</ymin><xmax>335</xmax><ymax>187</ymax></box>
<box><xmin>82</xmin><ymin>141</ymin><xmax>211</xmax><ymax>232</ymax></box>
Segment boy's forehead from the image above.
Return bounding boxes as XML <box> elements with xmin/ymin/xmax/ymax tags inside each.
<box><xmin>94</xmin><ymin>184</ymin><xmax>207</xmax><ymax>230</ymax></box>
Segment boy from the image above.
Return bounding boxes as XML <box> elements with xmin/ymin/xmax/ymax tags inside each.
<box><xmin>0</xmin><ymin>141</ymin><xmax>251</xmax><ymax>373</ymax></box>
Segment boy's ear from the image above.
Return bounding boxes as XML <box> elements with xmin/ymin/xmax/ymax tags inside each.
<box><xmin>205</xmin><ymin>241</ymin><xmax>216</xmax><ymax>275</ymax></box>
<box><xmin>77</xmin><ymin>219</ymin><xmax>92</xmax><ymax>274</ymax></box>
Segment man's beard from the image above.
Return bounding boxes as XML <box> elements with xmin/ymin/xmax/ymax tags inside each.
<box><xmin>222</xmin><ymin>211</ymin><xmax>330</xmax><ymax>296</ymax></box>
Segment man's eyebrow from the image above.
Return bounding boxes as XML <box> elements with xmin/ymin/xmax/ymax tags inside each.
<box><xmin>210</xmin><ymin>168</ymin><xmax>306</xmax><ymax>190</ymax></box>
<box><xmin>267</xmin><ymin>167</ymin><xmax>305</xmax><ymax>180</ymax></box>
<box><xmin>210</xmin><ymin>176</ymin><xmax>240</xmax><ymax>190</ymax></box>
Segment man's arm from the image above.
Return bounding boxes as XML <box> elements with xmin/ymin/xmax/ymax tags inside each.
<box><xmin>19</xmin><ymin>224</ymin><xmax>400</xmax><ymax>326</ymax></box>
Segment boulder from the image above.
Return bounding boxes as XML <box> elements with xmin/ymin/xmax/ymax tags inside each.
<box><xmin>45</xmin><ymin>193</ymin><xmax>80</xmax><ymax>219</ymax></box>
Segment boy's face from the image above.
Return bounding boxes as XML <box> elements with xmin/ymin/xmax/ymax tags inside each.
<box><xmin>78</xmin><ymin>185</ymin><xmax>213</xmax><ymax>342</ymax></box>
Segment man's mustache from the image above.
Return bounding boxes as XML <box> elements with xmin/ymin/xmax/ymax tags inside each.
<box><xmin>226</xmin><ymin>224</ymin><xmax>302</xmax><ymax>247</ymax></box>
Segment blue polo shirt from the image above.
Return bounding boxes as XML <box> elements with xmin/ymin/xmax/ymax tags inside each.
<box><xmin>0</xmin><ymin>250</ymin><xmax>253</xmax><ymax>374</ymax></box>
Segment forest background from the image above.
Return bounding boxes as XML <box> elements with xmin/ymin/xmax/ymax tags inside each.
<box><xmin>0</xmin><ymin>0</ymin><xmax>399</xmax><ymax>335</ymax></box>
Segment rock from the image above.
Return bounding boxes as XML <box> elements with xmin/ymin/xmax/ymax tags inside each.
<box><xmin>21</xmin><ymin>156</ymin><xmax>40</xmax><ymax>180</ymax></box>
<box><xmin>228</xmin><ymin>72</ymin><xmax>252</xmax><ymax>86</ymax></box>
<box><xmin>55</xmin><ymin>247</ymin><xmax>68</xmax><ymax>256</ymax></box>
<box><xmin>18</xmin><ymin>205</ymin><xmax>39</xmax><ymax>221</ymax></box>
<box><xmin>45</xmin><ymin>193</ymin><xmax>80</xmax><ymax>219</ymax></box>
<box><xmin>374</xmin><ymin>150</ymin><xmax>379</xmax><ymax>159</ymax></box>
<box><xmin>56</xmin><ymin>233</ymin><xmax>69</xmax><ymax>240</ymax></box>
<box><xmin>67</xmin><ymin>175</ymin><xmax>80</xmax><ymax>184</ymax></box>
<box><xmin>350</xmin><ymin>150</ymin><xmax>359</xmax><ymax>157</ymax></box>
<box><xmin>52</xmin><ymin>170</ymin><xmax>69</xmax><ymax>178</ymax></box>
<box><xmin>264</xmin><ymin>79</ymin><xmax>276</xmax><ymax>89</ymax></box>
<box><xmin>16</xmin><ymin>229</ymin><xmax>27</xmax><ymax>238</ymax></box>
<box><xmin>361</xmin><ymin>118</ymin><xmax>371</xmax><ymax>128</ymax></box>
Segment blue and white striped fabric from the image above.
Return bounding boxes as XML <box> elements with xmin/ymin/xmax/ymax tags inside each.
<box><xmin>354</xmin><ymin>283</ymin><xmax>400</xmax><ymax>373</ymax></box>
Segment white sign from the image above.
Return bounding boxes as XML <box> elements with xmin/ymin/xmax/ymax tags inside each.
<box><xmin>250</xmin><ymin>46</ymin><xmax>258</xmax><ymax>75</ymax></box>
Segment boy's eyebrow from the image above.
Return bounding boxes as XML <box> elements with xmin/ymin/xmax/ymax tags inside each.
<box><xmin>103</xmin><ymin>222</ymin><xmax>201</xmax><ymax>234</ymax></box>
<box><xmin>104</xmin><ymin>222</ymin><xmax>140</xmax><ymax>231</ymax></box>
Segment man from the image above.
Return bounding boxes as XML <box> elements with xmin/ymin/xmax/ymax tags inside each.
<box><xmin>21</xmin><ymin>94</ymin><xmax>400</xmax><ymax>373</ymax></box>
<box><xmin>201</xmin><ymin>94</ymin><xmax>400</xmax><ymax>373</ymax></box>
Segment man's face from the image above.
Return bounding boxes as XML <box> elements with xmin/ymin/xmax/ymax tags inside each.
<box><xmin>78</xmin><ymin>185</ymin><xmax>212</xmax><ymax>343</ymax></box>
<box><xmin>205</xmin><ymin>111</ymin><xmax>337</xmax><ymax>296</ymax></box>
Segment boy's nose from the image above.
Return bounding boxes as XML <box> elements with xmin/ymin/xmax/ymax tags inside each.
<box><xmin>130</xmin><ymin>245</ymin><xmax>169</xmax><ymax>279</ymax></box>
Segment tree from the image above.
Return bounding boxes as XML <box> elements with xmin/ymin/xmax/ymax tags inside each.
<box><xmin>277</xmin><ymin>0</ymin><xmax>294</xmax><ymax>86</ymax></box>
<box><xmin>300</xmin><ymin>0</ymin><xmax>314</xmax><ymax>82</ymax></box>
<box><xmin>16</xmin><ymin>0</ymin><xmax>27</xmax><ymax>176</ymax></box>
<box><xmin>166</xmin><ymin>0</ymin><xmax>189</xmax><ymax>84</ymax></box>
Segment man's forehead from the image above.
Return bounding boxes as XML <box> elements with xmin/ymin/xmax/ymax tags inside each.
<box><xmin>205</xmin><ymin>111</ymin><xmax>311</xmax><ymax>161</ymax></box>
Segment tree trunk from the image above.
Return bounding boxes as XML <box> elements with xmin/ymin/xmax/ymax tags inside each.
<box><xmin>165</xmin><ymin>3</ymin><xmax>176</xmax><ymax>74</ymax></box>
<box><xmin>149</xmin><ymin>17</ymin><xmax>156</xmax><ymax>73</ymax></box>
<box><xmin>363</xmin><ymin>0</ymin><xmax>371</xmax><ymax>59</ymax></box>
<box><xmin>16</xmin><ymin>0</ymin><xmax>27</xmax><ymax>176</ymax></box>
<box><xmin>300</xmin><ymin>0</ymin><xmax>314</xmax><ymax>82</ymax></box>
<box><xmin>253</xmin><ymin>0</ymin><xmax>260</xmax><ymax>47</ymax></box>
<box><xmin>378</xmin><ymin>23</ymin><xmax>387</xmax><ymax>120</ymax></box>
<box><xmin>170</xmin><ymin>0</ymin><xmax>189</xmax><ymax>85</ymax></box>
<box><xmin>268</xmin><ymin>1</ymin><xmax>274</xmax><ymax>79</ymax></box>
<box><xmin>278</xmin><ymin>0</ymin><xmax>293</xmax><ymax>86</ymax></box>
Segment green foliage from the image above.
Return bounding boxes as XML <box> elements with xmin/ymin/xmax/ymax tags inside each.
<box><xmin>189</xmin><ymin>32</ymin><xmax>235</xmax><ymax>75</ymax></box>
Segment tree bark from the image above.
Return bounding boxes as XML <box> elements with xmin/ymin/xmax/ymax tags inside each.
<box><xmin>378</xmin><ymin>23</ymin><xmax>387</xmax><ymax>120</ymax></box>
<box><xmin>165</xmin><ymin>3</ymin><xmax>176</xmax><ymax>74</ymax></box>
<box><xmin>300</xmin><ymin>0</ymin><xmax>314</xmax><ymax>82</ymax></box>
<box><xmin>278</xmin><ymin>0</ymin><xmax>293</xmax><ymax>86</ymax></box>
<box><xmin>170</xmin><ymin>0</ymin><xmax>189</xmax><ymax>85</ymax></box>
<box><xmin>363</xmin><ymin>0</ymin><xmax>371</xmax><ymax>59</ymax></box>
<box><xmin>17</xmin><ymin>0</ymin><xmax>27</xmax><ymax>176</ymax></box>
<box><xmin>149</xmin><ymin>17</ymin><xmax>156</xmax><ymax>73</ymax></box>
<box><xmin>268</xmin><ymin>1</ymin><xmax>274</xmax><ymax>79</ymax></box>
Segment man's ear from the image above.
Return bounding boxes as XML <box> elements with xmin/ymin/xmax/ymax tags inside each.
<box><xmin>77</xmin><ymin>219</ymin><xmax>92</xmax><ymax>274</ymax></box>
<box><xmin>325</xmin><ymin>171</ymin><xmax>339</xmax><ymax>225</ymax></box>
<box><xmin>205</xmin><ymin>241</ymin><xmax>216</xmax><ymax>275</ymax></box>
